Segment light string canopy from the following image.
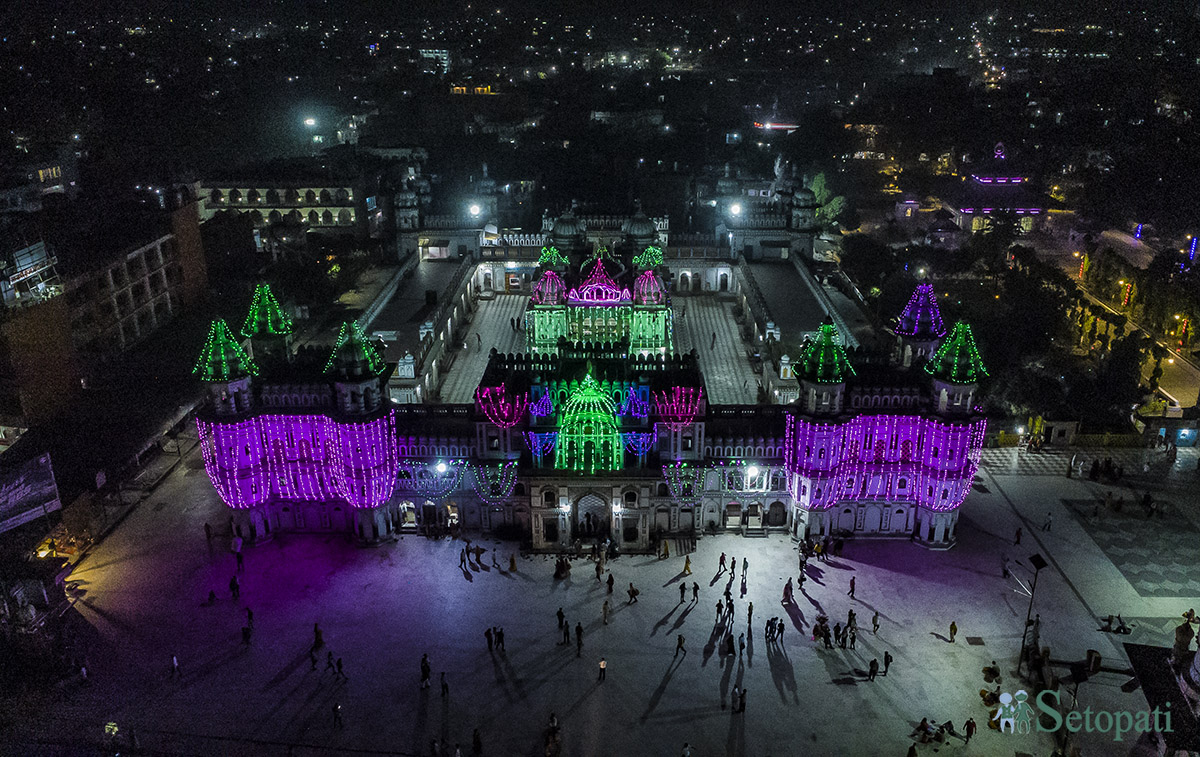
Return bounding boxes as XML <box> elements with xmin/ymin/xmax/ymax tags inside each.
<box><xmin>539</xmin><ymin>245</ymin><xmax>569</xmax><ymax>267</ymax></box>
<box><xmin>622</xmin><ymin>430</ymin><xmax>656</xmax><ymax>455</ymax></box>
<box><xmin>894</xmin><ymin>283</ymin><xmax>946</xmax><ymax>339</ymax></box>
<box><xmin>477</xmin><ymin>383</ymin><xmax>529</xmax><ymax>428</ymax></box>
<box><xmin>529</xmin><ymin>392</ymin><xmax>555</xmax><ymax>418</ymax></box>
<box><xmin>470</xmin><ymin>461</ymin><xmax>519</xmax><ymax>505</ymax></box>
<box><xmin>633</xmin><ymin>245</ymin><xmax>664</xmax><ymax>269</ymax></box>
<box><xmin>653</xmin><ymin>386</ymin><xmax>704</xmax><ymax>431</ymax></box>
<box><xmin>619</xmin><ymin>387</ymin><xmax>650</xmax><ymax>419</ymax></box>
<box><xmin>662</xmin><ymin>462</ymin><xmax>708</xmax><ymax>506</ymax></box>
<box><xmin>924</xmin><ymin>321</ymin><xmax>988</xmax><ymax>384</ymax></box>
<box><xmin>396</xmin><ymin>459</ymin><xmax>467</xmax><ymax>500</ymax></box>
<box><xmin>523</xmin><ymin>431</ymin><xmax>559</xmax><ymax>459</ymax></box>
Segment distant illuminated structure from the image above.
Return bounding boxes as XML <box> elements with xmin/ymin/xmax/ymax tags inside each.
<box><xmin>527</xmin><ymin>258</ymin><xmax>673</xmax><ymax>355</ymax></box>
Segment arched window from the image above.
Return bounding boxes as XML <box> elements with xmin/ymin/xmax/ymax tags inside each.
<box><xmin>322</xmin><ymin>210</ymin><xmax>334</xmax><ymax>225</ymax></box>
<box><xmin>209</xmin><ymin>189</ymin><xmax>224</xmax><ymax>203</ymax></box>
<box><xmin>229</xmin><ymin>189</ymin><xmax>243</xmax><ymax>204</ymax></box>
<box><xmin>319</xmin><ymin>189</ymin><xmax>332</xmax><ymax>204</ymax></box>
<box><xmin>247</xmin><ymin>189</ymin><xmax>261</xmax><ymax>204</ymax></box>
<box><xmin>265</xmin><ymin>189</ymin><xmax>280</xmax><ymax>205</ymax></box>
<box><xmin>335</xmin><ymin>188</ymin><xmax>350</xmax><ymax>203</ymax></box>
<box><xmin>308</xmin><ymin>210</ymin><xmax>319</xmax><ymax>225</ymax></box>
<box><xmin>305</xmin><ymin>189</ymin><xmax>317</xmax><ymax>203</ymax></box>
<box><xmin>624</xmin><ymin>491</ymin><xmax>637</xmax><ymax>505</ymax></box>
<box><xmin>543</xmin><ymin>490</ymin><xmax>556</xmax><ymax>506</ymax></box>
<box><xmin>285</xmin><ymin>188</ymin><xmax>299</xmax><ymax>204</ymax></box>
<box><xmin>338</xmin><ymin>209</ymin><xmax>352</xmax><ymax>225</ymax></box>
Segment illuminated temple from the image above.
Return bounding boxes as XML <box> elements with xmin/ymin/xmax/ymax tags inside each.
<box><xmin>196</xmin><ymin>258</ymin><xmax>985</xmax><ymax>552</ymax></box>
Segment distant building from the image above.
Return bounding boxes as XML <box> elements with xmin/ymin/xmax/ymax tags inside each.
<box><xmin>939</xmin><ymin>143</ymin><xmax>1048</xmax><ymax>233</ymax></box>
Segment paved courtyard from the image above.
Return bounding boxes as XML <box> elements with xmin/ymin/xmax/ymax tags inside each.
<box><xmin>8</xmin><ymin>444</ymin><xmax>1200</xmax><ymax>755</ymax></box>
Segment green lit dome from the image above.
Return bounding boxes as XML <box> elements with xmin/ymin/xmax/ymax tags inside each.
<box><xmin>797</xmin><ymin>319</ymin><xmax>855</xmax><ymax>384</ymax></box>
<box><xmin>555</xmin><ymin>374</ymin><xmax>622</xmax><ymax>473</ymax></box>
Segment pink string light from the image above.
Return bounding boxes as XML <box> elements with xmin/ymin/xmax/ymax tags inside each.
<box><xmin>653</xmin><ymin>386</ymin><xmax>704</xmax><ymax>431</ymax></box>
<box><xmin>478</xmin><ymin>384</ymin><xmax>528</xmax><ymax>428</ymax></box>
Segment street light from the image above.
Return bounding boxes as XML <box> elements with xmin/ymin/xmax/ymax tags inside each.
<box><xmin>1017</xmin><ymin>553</ymin><xmax>1048</xmax><ymax>678</ymax></box>
<box><xmin>468</xmin><ymin>204</ymin><xmax>482</xmax><ymax>217</ymax></box>
<box><xmin>304</xmin><ymin>117</ymin><xmax>317</xmax><ymax>127</ymax></box>
<box><xmin>730</xmin><ymin>203</ymin><xmax>742</xmax><ymax>216</ymax></box>
<box><xmin>436</xmin><ymin>462</ymin><xmax>448</xmax><ymax>474</ymax></box>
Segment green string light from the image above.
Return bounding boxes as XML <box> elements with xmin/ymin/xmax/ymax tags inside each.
<box><xmin>555</xmin><ymin>373</ymin><xmax>622</xmax><ymax>473</ymax></box>
<box><xmin>240</xmin><ymin>283</ymin><xmax>293</xmax><ymax>338</ymax></box>
<box><xmin>633</xmin><ymin>245</ymin><xmax>664</xmax><ymax>269</ymax></box>
<box><xmin>194</xmin><ymin>319</ymin><xmax>258</xmax><ymax>381</ymax></box>
<box><xmin>323</xmin><ymin>321</ymin><xmax>386</xmax><ymax>377</ymax></box>
<box><xmin>924</xmin><ymin>321</ymin><xmax>988</xmax><ymax>384</ymax></box>
<box><xmin>798</xmin><ymin>322</ymin><xmax>854</xmax><ymax>383</ymax></box>
<box><xmin>539</xmin><ymin>245</ymin><xmax>569</xmax><ymax>267</ymax></box>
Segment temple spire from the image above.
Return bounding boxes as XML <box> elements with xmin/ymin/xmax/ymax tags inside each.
<box><xmin>240</xmin><ymin>283</ymin><xmax>293</xmax><ymax>338</ymax></box>
<box><xmin>194</xmin><ymin>319</ymin><xmax>258</xmax><ymax>381</ymax></box>
<box><xmin>895</xmin><ymin>283</ymin><xmax>947</xmax><ymax>340</ymax></box>
<box><xmin>797</xmin><ymin>319</ymin><xmax>855</xmax><ymax>383</ymax></box>
<box><xmin>925</xmin><ymin>322</ymin><xmax>988</xmax><ymax>384</ymax></box>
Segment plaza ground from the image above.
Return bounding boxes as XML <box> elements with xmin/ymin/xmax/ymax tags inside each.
<box><xmin>9</xmin><ymin>444</ymin><xmax>1200</xmax><ymax>755</ymax></box>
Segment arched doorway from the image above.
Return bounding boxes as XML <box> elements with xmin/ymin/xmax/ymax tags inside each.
<box><xmin>575</xmin><ymin>493</ymin><xmax>609</xmax><ymax>539</ymax></box>
<box><xmin>837</xmin><ymin>507</ymin><xmax>855</xmax><ymax>533</ymax></box>
<box><xmin>679</xmin><ymin>507</ymin><xmax>695</xmax><ymax>532</ymax></box>
<box><xmin>719</xmin><ymin>272</ymin><xmax>729</xmax><ymax>291</ymax></box>
<box><xmin>691</xmin><ymin>275</ymin><xmax>700</xmax><ymax>293</ymax></box>
<box><xmin>679</xmin><ymin>273</ymin><xmax>690</xmax><ymax>292</ymax></box>
<box><xmin>767</xmin><ymin>501</ymin><xmax>786</xmax><ymax>526</ymax></box>
<box><xmin>863</xmin><ymin>505</ymin><xmax>882</xmax><ymax>533</ymax></box>
<box><xmin>724</xmin><ymin>503</ymin><xmax>742</xmax><ymax>529</ymax></box>
<box><xmin>654</xmin><ymin>507</ymin><xmax>670</xmax><ymax>533</ymax></box>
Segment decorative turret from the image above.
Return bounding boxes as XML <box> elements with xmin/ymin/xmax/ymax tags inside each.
<box><xmin>241</xmin><ymin>283</ymin><xmax>293</xmax><ymax>363</ymax></box>
<box><xmin>924</xmin><ymin>321</ymin><xmax>987</xmax><ymax>415</ymax></box>
<box><xmin>790</xmin><ymin>187</ymin><xmax>819</xmax><ymax>231</ymax></box>
<box><xmin>549</xmin><ymin>204</ymin><xmax>587</xmax><ymax>255</ymax></box>
<box><xmin>531</xmin><ymin>269</ymin><xmax>567</xmax><ymax>305</ymax></box>
<box><xmin>795</xmin><ymin>318</ymin><xmax>854</xmax><ymax>415</ymax></box>
<box><xmin>194</xmin><ymin>319</ymin><xmax>258</xmax><ymax>415</ymax></box>
<box><xmin>324</xmin><ymin>321</ymin><xmax>387</xmax><ymax>415</ymax></box>
<box><xmin>622</xmin><ymin>202</ymin><xmax>659</xmax><ymax>250</ymax></box>
<box><xmin>633</xmin><ymin>270</ymin><xmax>666</xmax><ymax>305</ymax></box>
<box><xmin>895</xmin><ymin>283</ymin><xmax>946</xmax><ymax>366</ymax></box>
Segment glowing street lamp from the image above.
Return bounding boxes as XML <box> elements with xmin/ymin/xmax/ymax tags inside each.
<box><xmin>469</xmin><ymin>204</ymin><xmax>482</xmax><ymax>217</ymax></box>
<box><xmin>730</xmin><ymin>203</ymin><xmax>743</xmax><ymax>216</ymax></box>
<box><xmin>304</xmin><ymin>117</ymin><xmax>317</xmax><ymax>127</ymax></box>
<box><xmin>436</xmin><ymin>462</ymin><xmax>448</xmax><ymax>474</ymax></box>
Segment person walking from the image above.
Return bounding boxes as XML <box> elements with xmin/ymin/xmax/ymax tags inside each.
<box><xmin>1014</xmin><ymin>526</ymin><xmax>1023</xmax><ymax>545</ymax></box>
<box><xmin>627</xmin><ymin>582</ymin><xmax>639</xmax><ymax>604</ymax></box>
<box><xmin>738</xmin><ymin>687</ymin><xmax>747</xmax><ymax>713</ymax></box>
<box><xmin>557</xmin><ymin>607</ymin><xmax>565</xmax><ymax>629</ymax></box>
<box><xmin>949</xmin><ymin>621</ymin><xmax>958</xmax><ymax>643</ymax></box>
<box><xmin>719</xmin><ymin>552</ymin><xmax>727</xmax><ymax>572</ymax></box>
<box><xmin>333</xmin><ymin>702</ymin><xmax>344</xmax><ymax>728</ymax></box>
<box><xmin>868</xmin><ymin>658</ymin><xmax>879</xmax><ymax>681</ymax></box>
<box><xmin>883</xmin><ymin>650</ymin><xmax>893</xmax><ymax>676</ymax></box>
<box><xmin>848</xmin><ymin>576</ymin><xmax>856</xmax><ymax>598</ymax></box>
<box><xmin>485</xmin><ymin>627</ymin><xmax>494</xmax><ymax>651</ymax></box>
<box><xmin>420</xmin><ymin>653</ymin><xmax>432</xmax><ymax>689</ymax></box>
<box><xmin>561</xmin><ymin>619</ymin><xmax>571</xmax><ymax>645</ymax></box>
<box><xmin>496</xmin><ymin>627</ymin><xmax>505</xmax><ymax>651</ymax></box>
<box><xmin>679</xmin><ymin>583</ymin><xmax>686</xmax><ymax>604</ymax></box>
<box><xmin>711</xmin><ymin>331</ymin><xmax>717</xmax><ymax>350</ymax></box>
<box><xmin>748</xmin><ymin>601</ymin><xmax>753</xmax><ymax>626</ymax></box>
<box><xmin>171</xmin><ymin>654</ymin><xmax>180</xmax><ymax>678</ymax></box>
<box><xmin>607</xmin><ymin>574</ymin><xmax>615</xmax><ymax>594</ymax></box>
<box><xmin>595</xmin><ymin>561</ymin><xmax>603</xmax><ymax>582</ymax></box>
<box><xmin>1042</xmin><ymin>512</ymin><xmax>1053</xmax><ymax>532</ymax></box>
<box><xmin>336</xmin><ymin>657</ymin><xmax>346</xmax><ymax>680</ymax></box>
<box><xmin>716</xmin><ymin>599</ymin><xmax>723</xmax><ymax>620</ymax></box>
<box><xmin>692</xmin><ymin>582</ymin><xmax>699</xmax><ymax>602</ymax></box>
<box><xmin>440</xmin><ymin>671</ymin><xmax>449</xmax><ymax>697</ymax></box>
<box><xmin>963</xmin><ymin>717</ymin><xmax>977</xmax><ymax>744</ymax></box>
<box><xmin>742</xmin><ymin>557</ymin><xmax>748</xmax><ymax>575</ymax></box>
<box><xmin>683</xmin><ymin>555</ymin><xmax>692</xmax><ymax>576</ymax></box>
<box><xmin>325</xmin><ymin>651</ymin><xmax>336</xmax><ymax>674</ymax></box>
<box><xmin>738</xmin><ymin>633</ymin><xmax>745</xmax><ymax>657</ymax></box>
<box><xmin>731</xmin><ymin>684</ymin><xmax>740</xmax><ymax>709</ymax></box>
<box><xmin>730</xmin><ymin>554</ymin><xmax>736</xmax><ymax>577</ymax></box>
<box><xmin>872</xmin><ymin>610</ymin><xmax>880</xmax><ymax>635</ymax></box>
<box><xmin>597</xmin><ymin>657</ymin><xmax>607</xmax><ymax>681</ymax></box>
<box><xmin>675</xmin><ymin>634</ymin><xmax>687</xmax><ymax>658</ymax></box>
<box><xmin>229</xmin><ymin>574</ymin><xmax>240</xmax><ymax>599</ymax></box>
<box><xmin>849</xmin><ymin>626</ymin><xmax>857</xmax><ymax>649</ymax></box>
<box><xmin>602</xmin><ymin>599</ymin><xmax>610</xmax><ymax>625</ymax></box>
<box><xmin>681</xmin><ymin>743</ymin><xmax>692</xmax><ymax>757</ymax></box>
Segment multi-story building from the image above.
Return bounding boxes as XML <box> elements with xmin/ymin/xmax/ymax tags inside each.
<box><xmin>196</xmin><ymin>260</ymin><xmax>986</xmax><ymax>552</ymax></box>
